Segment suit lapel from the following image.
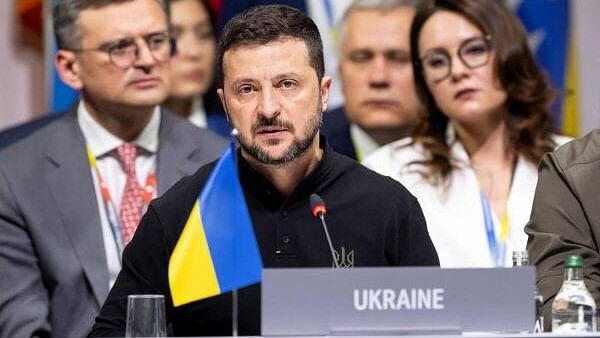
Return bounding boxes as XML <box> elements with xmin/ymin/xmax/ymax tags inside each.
<box><xmin>156</xmin><ymin>112</ymin><xmax>204</xmax><ymax>194</ymax></box>
<box><xmin>39</xmin><ymin>110</ymin><xmax>208</xmax><ymax>307</ymax></box>
<box><xmin>43</xmin><ymin>111</ymin><xmax>109</xmax><ymax>307</ymax></box>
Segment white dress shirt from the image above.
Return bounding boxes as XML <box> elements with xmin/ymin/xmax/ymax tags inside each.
<box><xmin>349</xmin><ymin>123</ymin><xmax>380</xmax><ymax>162</ymax></box>
<box><xmin>78</xmin><ymin>102</ymin><xmax>160</xmax><ymax>287</ymax></box>
<box><xmin>364</xmin><ymin>133</ymin><xmax>571</xmax><ymax>267</ymax></box>
<box><xmin>187</xmin><ymin>97</ymin><xmax>208</xmax><ymax>128</ymax></box>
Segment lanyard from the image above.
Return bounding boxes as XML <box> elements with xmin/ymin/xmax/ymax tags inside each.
<box><xmin>86</xmin><ymin>146</ymin><xmax>156</xmax><ymax>254</ymax></box>
<box><xmin>480</xmin><ymin>192</ymin><xmax>510</xmax><ymax>267</ymax></box>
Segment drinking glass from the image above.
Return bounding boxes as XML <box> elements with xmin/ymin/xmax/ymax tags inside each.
<box><xmin>125</xmin><ymin>294</ymin><xmax>167</xmax><ymax>337</ymax></box>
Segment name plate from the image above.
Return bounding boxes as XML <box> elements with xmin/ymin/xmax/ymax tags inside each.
<box><xmin>262</xmin><ymin>267</ymin><xmax>534</xmax><ymax>336</ymax></box>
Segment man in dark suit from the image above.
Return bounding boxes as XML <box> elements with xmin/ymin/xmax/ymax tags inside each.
<box><xmin>0</xmin><ymin>0</ymin><xmax>227</xmax><ymax>337</ymax></box>
<box><xmin>321</xmin><ymin>0</ymin><xmax>420</xmax><ymax>161</ymax></box>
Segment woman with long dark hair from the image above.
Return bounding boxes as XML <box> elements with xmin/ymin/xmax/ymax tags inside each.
<box><xmin>163</xmin><ymin>0</ymin><xmax>230</xmax><ymax>136</ymax></box>
<box><xmin>365</xmin><ymin>0</ymin><xmax>570</xmax><ymax>267</ymax></box>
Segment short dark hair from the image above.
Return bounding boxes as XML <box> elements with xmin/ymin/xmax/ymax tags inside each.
<box><xmin>409</xmin><ymin>0</ymin><xmax>556</xmax><ymax>182</ymax></box>
<box><xmin>216</xmin><ymin>4</ymin><xmax>324</xmax><ymax>88</ymax></box>
<box><xmin>53</xmin><ymin>0</ymin><xmax>168</xmax><ymax>50</ymax></box>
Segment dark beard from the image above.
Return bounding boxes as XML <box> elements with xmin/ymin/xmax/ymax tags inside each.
<box><xmin>237</xmin><ymin>101</ymin><xmax>322</xmax><ymax>166</ymax></box>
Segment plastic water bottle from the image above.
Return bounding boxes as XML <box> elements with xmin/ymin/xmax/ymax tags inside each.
<box><xmin>551</xmin><ymin>254</ymin><xmax>597</xmax><ymax>333</ymax></box>
<box><xmin>512</xmin><ymin>250</ymin><xmax>544</xmax><ymax>332</ymax></box>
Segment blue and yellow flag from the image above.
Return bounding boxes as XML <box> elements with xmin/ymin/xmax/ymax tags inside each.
<box><xmin>168</xmin><ymin>144</ymin><xmax>262</xmax><ymax>307</ymax></box>
<box><xmin>514</xmin><ymin>0</ymin><xmax>578</xmax><ymax>136</ymax></box>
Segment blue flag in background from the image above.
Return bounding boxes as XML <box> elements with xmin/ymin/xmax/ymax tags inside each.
<box><xmin>513</xmin><ymin>0</ymin><xmax>578</xmax><ymax>136</ymax></box>
<box><xmin>50</xmin><ymin>45</ymin><xmax>80</xmax><ymax>112</ymax></box>
<box><xmin>48</xmin><ymin>0</ymin><xmax>80</xmax><ymax>112</ymax></box>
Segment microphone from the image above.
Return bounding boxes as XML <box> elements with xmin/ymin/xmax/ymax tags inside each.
<box><xmin>309</xmin><ymin>193</ymin><xmax>340</xmax><ymax>269</ymax></box>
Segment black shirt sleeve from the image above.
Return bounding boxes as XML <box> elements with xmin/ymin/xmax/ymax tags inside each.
<box><xmin>89</xmin><ymin>206</ymin><xmax>172</xmax><ymax>337</ymax></box>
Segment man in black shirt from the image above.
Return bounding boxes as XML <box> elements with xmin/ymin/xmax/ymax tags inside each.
<box><xmin>90</xmin><ymin>5</ymin><xmax>439</xmax><ymax>337</ymax></box>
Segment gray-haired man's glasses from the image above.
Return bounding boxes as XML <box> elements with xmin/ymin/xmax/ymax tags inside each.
<box><xmin>69</xmin><ymin>31</ymin><xmax>175</xmax><ymax>69</ymax></box>
<box><xmin>420</xmin><ymin>35</ymin><xmax>492</xmax><ymax>82</ymax></box>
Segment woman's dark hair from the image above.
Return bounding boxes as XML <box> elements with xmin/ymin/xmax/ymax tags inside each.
<box><xmin>409</xmin><ymin>0</ymin><xmax>556</xmax><ymax>182</ymax></box>
<box><xmin>169</xmin><ymin>0</ymin><xmax>222</xmax><ymax>112</ymax></box>
<box><xmin>168</xmin><ymin>0</ymin><xmax>215</xmax><ymax>26</ymax></box>
<box><xmin>198</xmin><ymin>0</ymin><xmax>221</xmax><ymax>112</ymax></box>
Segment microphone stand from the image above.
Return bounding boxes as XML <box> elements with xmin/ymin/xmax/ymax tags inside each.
<box><xmin>318</xmin><ymin>212</ymin><xmax>340</xmax><ymax>269</ymax></box>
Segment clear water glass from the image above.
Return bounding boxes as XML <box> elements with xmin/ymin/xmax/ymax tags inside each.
<box><xmin>125</xmin><ymin>294</ymin><xmax>167</xmax><ymax>337</ymax></box>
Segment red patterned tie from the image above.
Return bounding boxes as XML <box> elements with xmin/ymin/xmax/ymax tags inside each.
<box><xmin>117</xmin><ymin>143</ymin><xmax>144</xmax><ymax>244</ymax></box>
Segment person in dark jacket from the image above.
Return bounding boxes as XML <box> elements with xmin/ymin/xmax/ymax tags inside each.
<box><xmin>90</xmin><ymin>5</ymin><xmax>439</xmax><ymax>336</ymax></box>
<box><xmin>322</xmin><ymin>0</ymin><xmax>421</xmax><ymax>160</ymax></box>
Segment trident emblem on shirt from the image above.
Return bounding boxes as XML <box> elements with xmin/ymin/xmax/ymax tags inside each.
<box><xmin>333</xmin><ymin>246</ymin><xmax>354</xmax><ymax>268</ymax></box>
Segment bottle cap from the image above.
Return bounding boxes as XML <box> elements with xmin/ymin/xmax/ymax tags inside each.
<box><xmin>512</xmin><ymin>250</ymin><xmax>529</xmax><ymax>260</ymax></box>
<box><xmin>564</xmin><ymin>254</ymin><xmax>583</xmax><ymax>268</ymax></box>
<box><xmin>512</xmin><ymin>250</ymin><xmax>529</xmax><ymax>266</ymax></box>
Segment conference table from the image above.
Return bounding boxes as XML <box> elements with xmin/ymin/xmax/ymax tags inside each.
<box><xmin>140</xmin><ymin>334</ymin><xmax>600</xmax><ymax>338</ymax></box>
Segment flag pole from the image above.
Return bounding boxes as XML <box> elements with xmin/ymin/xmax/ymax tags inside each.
<box><xmin>232</xmin><ymin>288</ymin><xmax>239</xmax><ymax>336</ymax></box>
<box><xmin>230</xmin><ymin>128</ymin><xmax>239</xmax><ymax>337</ymax></box>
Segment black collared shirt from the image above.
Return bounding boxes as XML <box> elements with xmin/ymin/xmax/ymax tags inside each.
<box><xmin>90</xmin><ymin>136</ymin><xmax>439</xmax><ymax>337</ymax></box>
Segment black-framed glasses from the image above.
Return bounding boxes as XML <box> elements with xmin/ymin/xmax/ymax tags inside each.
<box><xmin>419</xmin><ymin>35</ymin><xmax>492</xmax><ymax>82</ymax></box>
<box><xmin>69</xmin><ymin>31</ymin><xmax>175</xmax><ymax>69</ymax></box>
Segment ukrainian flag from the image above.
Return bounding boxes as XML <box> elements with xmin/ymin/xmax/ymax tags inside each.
<box><xmin>168</xmin><ymin>144</ymin><xmax>262</xmax><ymax>307</ymax></box>
<box><xmin>514</xmin><ymin>0</ymin><xmax>578</xmax><ymax>136</ymax></box>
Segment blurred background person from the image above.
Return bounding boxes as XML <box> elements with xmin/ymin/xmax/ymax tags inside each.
<box><xmin>164</xmin><ymin>0</ymin><xmax>230</xmax><ymax>136</ymax></box>
<box><xmin>365</xmin><ymin>0</ymin><xmax>570</xmax><ymax>267</ymax></box>
<box><xmin>321</xmin><ymin>0</ymin><xmax>420</xmax><ymax>161</ymax></box>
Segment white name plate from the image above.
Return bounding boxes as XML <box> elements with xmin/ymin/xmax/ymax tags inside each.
<box><xmin>262</xmin><ymin>267</ymin><xmax>534</xmax><ymax>336</ymax></box>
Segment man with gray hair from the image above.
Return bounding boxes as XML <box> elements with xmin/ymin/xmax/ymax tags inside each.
<box><xmin>322</xmin><ymin>0</ymin><xmax>421</xmax><ymax>161</ymax></box>
<box><xmin>0</xmin><ymin>0</ymin><xmax>226</xmax><ymax>336</ymax></box>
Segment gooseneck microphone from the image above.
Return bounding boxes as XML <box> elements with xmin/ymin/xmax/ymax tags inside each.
<box><xmin>309</xmin><ymin>193</ymin><xmax>340</xmax><ymax>269</ymax></box>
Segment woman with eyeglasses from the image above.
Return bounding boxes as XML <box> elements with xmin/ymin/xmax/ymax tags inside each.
<box><xmin>364</xmin><ymin>0</ymin><xmax>570</xmax><ymax>267</ymax></box>
<box><xmin>163</xmin><ymin>0</ymin><xmax>230</xmax><ymax>136</ymax></box>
